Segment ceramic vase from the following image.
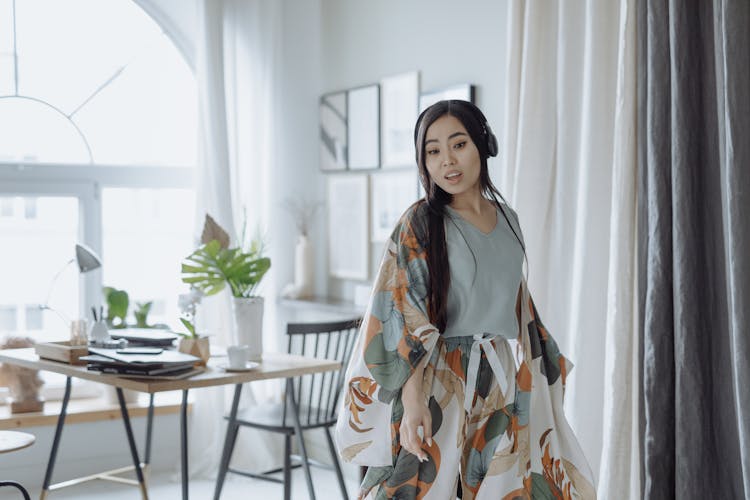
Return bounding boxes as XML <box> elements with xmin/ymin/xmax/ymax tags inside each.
<box><xmin>231</xmin><ymin>297</ymin><xmax>264</xmax><ymax>362</ymax></box>
<box><xmin>294</xmin><ymin>235</ymin><xmax>314</xmax><ymax>298</ymax></box>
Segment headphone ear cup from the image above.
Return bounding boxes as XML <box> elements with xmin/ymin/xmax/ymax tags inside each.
<box><xmin>485</xmin><ymin>123</ymin><xmax>499</xmax><ymax>157</ymax></box>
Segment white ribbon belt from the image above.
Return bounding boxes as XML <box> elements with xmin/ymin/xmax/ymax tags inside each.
<box><xmin>464</xmin><ymin>333</ymin><xmax>510</xmax><ymax>414</ymax></box>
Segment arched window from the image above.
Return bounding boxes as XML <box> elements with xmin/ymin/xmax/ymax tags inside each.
<box><xmin>0</xmin><ymin>0</ymin><xmax>197</xmax><ymax>342</ymax></box>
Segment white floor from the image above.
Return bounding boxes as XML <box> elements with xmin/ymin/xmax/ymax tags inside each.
<box><xmin>14</xmin><ymin>467</ymin><xmax>359</xmax><ymax>500</ymax></box>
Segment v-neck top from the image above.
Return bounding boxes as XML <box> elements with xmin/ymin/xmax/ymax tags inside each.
<box><xmin>442</xmin><ymin>204</ymin><xmax>525</xmax><ymax>339</ymax></box>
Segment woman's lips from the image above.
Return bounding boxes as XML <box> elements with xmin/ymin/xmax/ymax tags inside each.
<box><xmin>445</xmin><ymin>172</ymin><xmax>463</xmax><ymax>184</ymax></box>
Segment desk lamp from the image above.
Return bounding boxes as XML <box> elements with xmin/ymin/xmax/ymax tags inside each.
<box><xmin>39</xmin><ymin>243</ymin><xmax>102</xmax><ymax>324</ymax></box>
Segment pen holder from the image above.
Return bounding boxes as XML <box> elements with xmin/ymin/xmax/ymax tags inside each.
<box><xmin>89</xmin><ymin>320</ymin><xmax>110</xmax><ymax>344</ymax></box>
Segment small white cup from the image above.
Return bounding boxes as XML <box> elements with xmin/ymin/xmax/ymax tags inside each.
<box><xmin>227</xmin><ymin>345</ymin><xmax>250</xmax><ymax>369</ymax></box>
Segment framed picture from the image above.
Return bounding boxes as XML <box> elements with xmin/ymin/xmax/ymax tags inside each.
<box><xmin>319</xmin><ymin>90</ymin><xmax>347</xmax><ymax>171</ymax></box>
<box><xmin>419</xmin><ymin>83</ymin><xmax>475</xmax><ymax>112</ymax></box>
<box><xmin>327</xmin><ymin>175</ymin><xmax>369</xmax><ymax>279</ymax></box>
<box><xmin>380</xmin><ymin>71</ymin><xmax>420</xmax><ymax>168</ymax></box>
<box><xmin>347</xmin><ymin>84</ymin><xmax>380</xmax><ymax>170</ymax></box>
<box><xmin>370</xmin><ymin>170</ymin><xmax>420</xmax><ymax>242</ymax></box>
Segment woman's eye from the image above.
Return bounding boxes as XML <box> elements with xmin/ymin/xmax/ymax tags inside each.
<box><xmin>453</xmin><ymin>141</ymin><xmax>466</xmax><ymax>149</ymax></box>
<box><xmin>426</xmin><ymin>149</ymin><xmax>439</xmax><ymax>155</ymax></box>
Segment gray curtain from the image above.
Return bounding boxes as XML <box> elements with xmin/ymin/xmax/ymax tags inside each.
<box><xmin>638</xmin><ymin>1</ymin><xmax>750</xmax><ymax>499</ymax></box>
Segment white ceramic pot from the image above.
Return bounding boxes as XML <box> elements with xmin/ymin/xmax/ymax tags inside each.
<box><xmin>231</xmin><ymin>297</ymin><xmax>264</xmax><ymax>362</ymax></box>
<box><xmin>294</xmin><ymin>235</ymin><xmax>314</xmax><ymax>298</ymax></box>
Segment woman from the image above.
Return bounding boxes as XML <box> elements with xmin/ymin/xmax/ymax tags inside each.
<box><xmin>335</xmin><ymin>100</ymin><xmax>595</xmax><ymax>499</ymax></box>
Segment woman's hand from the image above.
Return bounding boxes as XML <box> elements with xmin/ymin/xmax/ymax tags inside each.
<box><xmin>400</xmin><ymin>366</ymin><xmax>432</xmax><ymax>462</ymax></box>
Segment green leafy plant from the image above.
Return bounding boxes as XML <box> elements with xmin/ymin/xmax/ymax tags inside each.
<box><xmin>181</xmin><ymin>214</ymin><xmax>271</xmax><ymax>299</ymax></box>
<box><xmin>103</xmin><ymin>286</ymin><xmax>129</xmax><ymax>328</ymax></box>
<box><xmin>179</xmin><ymin>318</ymin><xmax>197</xmax><ymax>337</ymax></box>
<box><xmin>134</xmin><ymin>301</ymin><xmax>153</xmax><ymax>328</ymax></box>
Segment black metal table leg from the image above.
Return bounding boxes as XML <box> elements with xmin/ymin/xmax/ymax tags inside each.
<box><xmin>180</xmin><ymin>389</ymin><xmax>189</xmax><ymax>500</ymax></box>
<box><xmin>116</xmin><ymin>388</ymin><xmax>148</xmax><ymax>500</ymax></box>
<box><xmin>40</xmin><ymin>376</ymin><xmax>71</xmax><ymax>500</ymax></box>
<box><xmin>144</xmin><ymin>393</ymin><xmax>155</xmax><ymax>466</ymax></box>
<box><xmin>286</xmin><ymin>379</ymin><xmax>316</xmax><ymax>500</ymax></box>
<box><xmin>213</xmin><ymin>384</ymin><xmax>243</xmax><ymax>500</ymax></box>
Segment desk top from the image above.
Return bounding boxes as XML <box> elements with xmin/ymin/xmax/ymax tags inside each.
<box><xmin>0</xmin><ymin>348</ymin><xmax>340</xmax><ymax>394</ymax></box>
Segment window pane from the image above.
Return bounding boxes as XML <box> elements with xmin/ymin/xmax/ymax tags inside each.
<box><xmin>0</xmin><ymin>97</ymin><xmax>91</xmax><ymax>163</ymax></box>
<box><xmin>102</xmin><ymin>188</ymin><xmax>195</xmax><ymax>330</ymax></box>
<box><xmin>0</xmin><ymin>306</ymin><xmax>17</xmax><ymax>331</ymax></box>
<box><xmin>4</xmin><ymin>0</ymin><xmax>197</xmax><ymax>167</ymax></box>
<box><xmin>0</xmin><ymin>196</ymin><xmax>80</xmax><ymax>342</ymax></box>
<box><xmin>14</xmin><ymin>0</ymin><xmax>163</xmax><ymax>115</ymax></box>
<box><xmin>0</xmin><ymin>0</ymin><xmax>14</xmax><ymax>95</ymax></box>
<box><xmin>75</xmin><ymin>38</ymin><xmax>197</xmax><ymax>167</ymax></box>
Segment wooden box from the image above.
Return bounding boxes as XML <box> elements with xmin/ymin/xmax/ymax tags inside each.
<box><xmin>34</xmin><ymin>341</ymin><xmax>89</xmax><ymax>365</ymax></box>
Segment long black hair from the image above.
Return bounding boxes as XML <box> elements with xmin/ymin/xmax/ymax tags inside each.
<box><xmin>412</xmin><ymin>100</ymin><xmax>526</xmax><ymax>331</ymax></box>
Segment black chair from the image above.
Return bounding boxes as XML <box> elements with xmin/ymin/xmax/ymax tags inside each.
<box><xmin>213</xmin><ymin>317</ymin><xmax>362</xmax><ymax>500</ymax></box>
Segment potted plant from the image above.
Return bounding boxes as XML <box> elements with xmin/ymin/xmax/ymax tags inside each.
<box><xmin>181</xmin><ymin>215</ymin><xmax>271</xmax><ymax>361</ymax></box>
<box><xmin>176</xmin><ymin>287</ymin><xmax>209</xmax><ymax>365</ymax></box>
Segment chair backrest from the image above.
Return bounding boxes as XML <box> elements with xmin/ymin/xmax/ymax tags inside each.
<box><xmin>283</xmin><ymin>317</ymin><xmax>361</xmax><ymax>427</ymax></box>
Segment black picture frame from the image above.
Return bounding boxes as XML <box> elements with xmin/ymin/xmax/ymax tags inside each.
<box><xmin>319</xmin><ymin>90</ymin><xmax>348</xmax><ymax>171</ymax></box>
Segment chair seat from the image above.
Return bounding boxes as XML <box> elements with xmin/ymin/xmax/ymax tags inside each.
<box><xmin>230</xmin><ymin>403</ymin><xmax>337</xmax><ymax>432</ymax></box>
<box><xmin>0</xmin><ymin>431</ymin><xmax>35</xmax><ymax>454</ymax></box>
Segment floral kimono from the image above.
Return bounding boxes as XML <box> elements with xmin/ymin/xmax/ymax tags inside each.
<box><xmin>334</xmin><ymin>202</ymin><xmax>596</xmax><ymax>500</ymax></box>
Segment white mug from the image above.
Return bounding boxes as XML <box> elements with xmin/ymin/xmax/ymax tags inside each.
<box><xmin>227</xmin><ymin>345</ymin><xmax>250</xmax><ymax>369</ymax></box>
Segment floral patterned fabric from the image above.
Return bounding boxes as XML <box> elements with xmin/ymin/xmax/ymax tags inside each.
<box><xmin>334</xmin><ymin>202</ymin><xmax>596</xmax><ymax>499</ymax></box>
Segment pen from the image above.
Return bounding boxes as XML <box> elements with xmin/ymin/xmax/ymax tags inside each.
<box><xmin>91</xmin><ymin>306</ymin><xmax>97</xmax><ymax>322</ymax></box>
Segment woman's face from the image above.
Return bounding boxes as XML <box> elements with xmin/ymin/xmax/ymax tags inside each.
<box><xmin>423</xmin><ymin>114</ymin><xmax>482</xmax><ymax>199</ymax></box>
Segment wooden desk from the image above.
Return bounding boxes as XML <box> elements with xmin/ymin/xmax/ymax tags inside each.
<box><xmin>0</xmin><ymin>348</ymin><xmax>340</xmax><ymax>500</ymax></box>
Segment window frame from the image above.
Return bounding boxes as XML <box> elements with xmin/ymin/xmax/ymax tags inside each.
<box><xmin>0</xmin><ymin>161</ymin><xmax>195</xmax><ymax>401</ymax></box>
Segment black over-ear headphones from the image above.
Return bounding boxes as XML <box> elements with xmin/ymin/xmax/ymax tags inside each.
<box><xmin>484</xmin><ymin>121</ymin><xmax>499</xmax><ymax>158</ymax></box>
<box><xmin>468</xmin><ymin>102</ymin><xmax>499</xmax><ymax>159</ymax></box>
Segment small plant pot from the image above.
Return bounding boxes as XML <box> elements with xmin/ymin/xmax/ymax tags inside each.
<box><xmin>178</xmin><ymin>336</ymin><xmax>210</xmax><ymax>366</ymax></box>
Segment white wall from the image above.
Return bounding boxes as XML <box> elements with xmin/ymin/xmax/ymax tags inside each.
<box><xmin>272</xmin><ymin>0</ymin><xmax>325</xmax><ymax>300</ymax></box>
<box><xmin>319</xmin><ymin>0</ymin><xmax>509</xmax><ymax>299</ymax></box>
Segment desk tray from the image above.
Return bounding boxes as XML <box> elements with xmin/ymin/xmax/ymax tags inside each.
<box><xmin>35</xmin><ymin>341</ymin><xmax>89</xmax><ymax>366</ymax></box>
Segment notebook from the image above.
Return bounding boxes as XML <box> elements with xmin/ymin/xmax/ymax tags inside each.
<box><xmin>87</xmin><ymin>347</ymin><xmax>200</xmax><ymax>366</ymax></box>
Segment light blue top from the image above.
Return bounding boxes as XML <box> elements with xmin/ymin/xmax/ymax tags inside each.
<box><xmin>442</xmin><ymin>204</ymin><xmax>525</xmax><ymax>340</ymax></box>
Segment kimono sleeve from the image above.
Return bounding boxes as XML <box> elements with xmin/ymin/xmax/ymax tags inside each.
<box><xmin>334</xmin><ymin>206</ymin><xmax>440</xmax><ymax>466</ymax></box>
<box><xmin>362</xmin><ymin>208</ymin><xmax>440</xmax><ymax>397</ymax></box>
<box><xmin>523</xmin><ymin>287</ymin><xmax>574</xmax><ymax>394</ymax></box>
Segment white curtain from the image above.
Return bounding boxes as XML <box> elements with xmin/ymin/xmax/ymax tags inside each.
<box><xmin>186</xmin><ymin>0</ymin><xmax>284</xmax><ymax>479</ymax></box>
<box><xmin>500</xmin><ymin>1</ymin><xmax>639</xmax><ymax>497</ymax></box>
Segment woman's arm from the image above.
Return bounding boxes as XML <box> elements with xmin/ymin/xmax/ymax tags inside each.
<box><xmin>399</xmin><ymin>355</ymin><xmax>431</xmax><ymax>462</ymax></box>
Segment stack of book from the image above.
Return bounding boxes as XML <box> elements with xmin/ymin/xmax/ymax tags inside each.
<box><xmin>81</xmin><ymin>347</ymin><xmax>203</xmax><ymax>379</ymax></box>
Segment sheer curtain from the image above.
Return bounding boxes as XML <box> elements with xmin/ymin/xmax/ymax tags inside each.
<box><xmin>186</xmin><ymin>0</ymin><xmax>284</xmax><ymax>478</ymax></box>
<box><xmin>501</xmin><ymin>1</ymin><xmax>640</xmax><ymax>497</ymax></box>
